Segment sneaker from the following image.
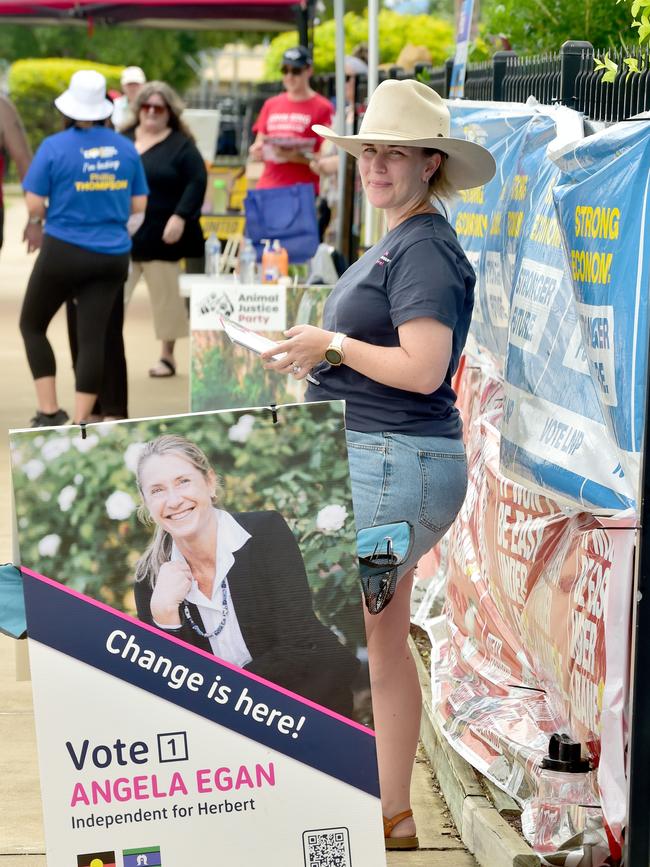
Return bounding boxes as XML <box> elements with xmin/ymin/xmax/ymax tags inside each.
<box><xmin>30</xmin><ymin>409</ymin><xmax>70</xmax><ymax>428</ymax></box>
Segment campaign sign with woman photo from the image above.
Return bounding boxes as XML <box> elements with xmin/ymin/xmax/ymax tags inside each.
<box><xmin>10</xmin><ymin>402</ymin><xmax>384</xmax><ymax>867</ymax></box>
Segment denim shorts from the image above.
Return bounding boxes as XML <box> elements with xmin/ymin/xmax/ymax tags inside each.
<box><xmin>346</xmin><ymin>430</ymin><xmax>468</xmax><ymax>581</ymax></box>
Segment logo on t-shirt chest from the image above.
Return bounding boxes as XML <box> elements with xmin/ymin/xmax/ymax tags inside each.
<box><xmin>268</xmin><ymin>111</ymin><xmax>313</xmax><ymax>135</ymax></box>
<box><xmin>376</xmin><ymin>250</ymin><xmax>392</xmax><ymax>267</ymax></box>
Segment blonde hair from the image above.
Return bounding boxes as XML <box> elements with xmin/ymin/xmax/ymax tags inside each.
<box><xmin>422</xmin><ymin>149</ymin><xmax>456</xmax><ymax>203</ymax></box>
<box><xmin>134</xmin><ymin>435</ymin><xmax>222</xmax><ymax>587</ymax></box>
<box><xmin>133</xmin><ymin>81</ymin><xmax>195</xmax><ymax>141</ymax></box>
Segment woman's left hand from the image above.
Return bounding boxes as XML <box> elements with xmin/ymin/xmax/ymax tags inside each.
<box><xmin>162</xmin><ymin>214</ymin><xmax>185</xmax><ymax>244</ymax></box>
<box><xmin>261</xmin><ymin>324</ymin><xmax>334</xmax><ymax>379</ymax></box>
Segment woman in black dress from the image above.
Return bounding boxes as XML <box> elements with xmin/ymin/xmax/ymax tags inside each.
<box><xmin>124</xmin><ymin>81</ymin><xmax>207</xmax><ymax>378</ymax></box>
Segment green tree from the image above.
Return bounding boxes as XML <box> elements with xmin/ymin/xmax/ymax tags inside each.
<box><xmin>0</xmin><ymin>24</ymin><xmax>246</xmax><ymax>91</ymax></box>
<box><xmin>264</xmin><ymin>10</ymin><xmax>455</xmax><ymax>78</ymax></box>
<box><xmin>480</xmin><ymin>0</ymin><xmax>632</xmax><ymax>53</ymax></box>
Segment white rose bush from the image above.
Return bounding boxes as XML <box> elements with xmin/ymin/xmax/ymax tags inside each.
<box><xmin>38</xmin><ymin>534</ymin><xmax>61</xmax><ymax>557</ymax></box>
<box><xmin>105</xmin><ymin>491</ymin><xmax>137</xmax><ymax>521</ymax></box>
<box><xmin>10</xmin><ymin>404</ymin><xmax>363</xmax><ymax>649</ymax></box>
<box><xmin>316</xmin><ymin>504</ymin><xmax>348</xmax><ymax>534</ymax></box>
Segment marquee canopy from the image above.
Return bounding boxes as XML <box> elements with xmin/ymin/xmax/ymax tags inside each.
<box><xmin>0</xmin><ymin>0</ymin><xmax>302</xmax><ymax>29</ymax></box>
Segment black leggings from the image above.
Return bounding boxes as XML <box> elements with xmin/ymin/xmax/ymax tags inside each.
<box><xmin>19</xmin><ymin>235</ymin><xmax>129</xmax><ymax>394</ymax></box>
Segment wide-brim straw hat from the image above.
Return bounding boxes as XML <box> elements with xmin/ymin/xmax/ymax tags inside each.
<box><xmin>54</xmin><ymin>69</ymin><xmax>114</xmax><ymax>122</ymax></box>
<box><xmin>312</xmin><ymin>78</ymin><xmax>496</xmax><ymax>190</ymax></box>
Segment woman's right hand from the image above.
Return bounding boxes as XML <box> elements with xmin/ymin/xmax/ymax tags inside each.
<box><xmin>150</xmin><ymin>561</ymin><xmax>193</xmax><ymax>626</ymax></box>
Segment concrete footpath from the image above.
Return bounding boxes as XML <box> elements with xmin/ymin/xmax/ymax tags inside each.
<box><xmin>0</xmin><ymin>196</ymin><xmax>478</xmax><ymax>865</ymax></box>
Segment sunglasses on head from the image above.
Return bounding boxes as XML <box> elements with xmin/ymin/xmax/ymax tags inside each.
<box><xmin>141</xmin><ymin>102</ymin><xmax>167</xmax><ymax>115</ymax></box>
<box><xmin>281</xmin><ymin>66</ymin><xmax>304</xmax><ymax>75</ymax></box>
<box><xmin>357</xmin><ymin>521</ymin><xmax>413</xmax><ymax>615</ymax></box>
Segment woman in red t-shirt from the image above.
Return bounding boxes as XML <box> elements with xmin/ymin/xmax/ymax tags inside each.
<box><xmin>248</xmin><ymin>46</ymin><xmax>333</xmax><ymax>193</ymax></box>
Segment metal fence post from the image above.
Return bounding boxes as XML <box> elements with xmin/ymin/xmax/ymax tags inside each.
<box><xmin>444</xmin><ymin>58</ymin><xmax>454</xmax><ymax>98</ymax></box>
<box><xmin>492</xmin><ymin>50</ymin><xmax>517</xmax><ymax>101</ymax></box>
<box><xmin>559</xmin><ymin>40</ymin><xmax>593</xmax><ymax>107</ymax></box>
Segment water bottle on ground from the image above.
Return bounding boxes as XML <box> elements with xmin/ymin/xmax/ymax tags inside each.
<box><xmin>239</xmin><ymin>237</ymin><xmax>257</xmax><ymax>284</ymax></box>
<box><xmin>204</xmin><ymin>232</ymin><xmax>220</xmax><ymax>276</ymax></box>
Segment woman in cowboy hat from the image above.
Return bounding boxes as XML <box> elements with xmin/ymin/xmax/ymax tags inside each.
<box><xmin>262</xmin><ymin>78</ymin><xmax>496</xmax><ymax>850</ymax></box>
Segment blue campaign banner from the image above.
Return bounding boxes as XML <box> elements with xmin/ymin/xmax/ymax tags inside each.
<box><xmin>501</xmin><ymin>150</ymin><xmax>636</xmax><ymax>509</ymax></box>
<box><xmin>447</xmin><ymin>103</ymin><xmax>535</xmax><ymax>362</ymax></box>
<box><xmin>480</xmin><ymin>112</ymin><xmax>558</xmax><ymax>361</ymax></box>
<box><xmin>448</xmin><ymin>0</ymin><xmax>475</xmax><ymax>99</ymax></box>
<box><xmin>552</xmin><ymin>119</ymin><xmax>650</xmax><ymax>499</ymax></box>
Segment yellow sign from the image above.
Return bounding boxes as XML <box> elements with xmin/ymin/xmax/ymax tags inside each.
<box><xmin>200</xmin><ymin>215</ymin><xmax>246</xmax><ymax>241</ymax></box>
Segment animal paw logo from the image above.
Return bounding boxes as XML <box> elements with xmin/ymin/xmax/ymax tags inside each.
<box><xmin>77</xmin><ymin>852</ymin><xmax>116</xmax><ymax>867</ymax></box>
<box><xmin>123</xmin><ymin>846</ymin><xmax>162</xmax><ymax>867</ymax></box>
<box><xmin>198</xmin><ymin>292</ymin><xmax>234</xmax><ymax>319</ymax></box>
<box><xmin>376</xmin><ymin>250</ymin><xmax>392</xmax><ymax>267</ymax></box>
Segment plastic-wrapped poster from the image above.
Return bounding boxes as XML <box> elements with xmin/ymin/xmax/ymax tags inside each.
<box><xmin>447</xmin><ymin>103</ymin><xmax>535</xmax><ymax>363</ymax></box>
<box><xmin>434</xmin><ymin>395</ymin><xmax>633</xmax><ymax>862</ymax></box>
<box><xmin>190</xmin><ymin>280</ymin><xmax>330</xmax><ymax>413</ymax></box>
<box><xmin>552</xmin><ymin>118</ymin><xmax>650</xmax><ymax>499</ymax></box>
<box><xmin>497</xmin><ymin>113</ymin><xmax>635</xmax><ymax>509</ymax></box>
<box><xmin>10</xmin><ymin>402</ymin><xmax>384</xmax><ymax>867</ymax></box>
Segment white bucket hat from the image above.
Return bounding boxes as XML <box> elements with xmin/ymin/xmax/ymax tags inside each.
<box><xmin>54</xmin><ymin>70</ymin><xmax>114</xmax><ymax>122</ymax></box>
<box><xmin>312</xmin><ymin>78</ymin><xmax>496</xmax><ymax>190</ymax></box>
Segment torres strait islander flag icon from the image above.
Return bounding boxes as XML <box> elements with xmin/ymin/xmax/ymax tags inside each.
<box><xmin>123</xmin><ymin>846</ymin><xmax>162</xmax><ymax>867</ymax></box>
<box><xmin>77</xmin><ymin>853</ymin><xmax>116</xmax><ymax>867</ymax></box>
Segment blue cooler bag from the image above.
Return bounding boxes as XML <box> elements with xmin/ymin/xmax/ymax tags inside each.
<box><xmin>244</xmin><ymin>182</ymin><xmax>320</xmax><ymax>263</ymax></box>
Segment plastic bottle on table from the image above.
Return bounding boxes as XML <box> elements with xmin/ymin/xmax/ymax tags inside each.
<box><xmin>239</xmin><ymin>237</ymin><xmax>257</xmax><ymax>284</ymax></box>
<box><xmin>204</xmin><ymin>232</ymin><xmax>220</xmax><ymax>276</ymax></box>
<box><xmin>261</xmin><ymin>238</ymin><xmax>279</xmax><ymax>284</ymax></box>
<box><xmin>273</xmin><ymin>239</ymin><xmax>289</xmax><ymax>278</ymax></box>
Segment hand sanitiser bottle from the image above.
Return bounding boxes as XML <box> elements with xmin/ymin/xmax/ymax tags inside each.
<box><xmin>261</xmin><ymin>239</ymin><xmax>279</xmax><ymax>284</ymax></box>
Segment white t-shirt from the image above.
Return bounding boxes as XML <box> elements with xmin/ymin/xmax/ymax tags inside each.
<box><xmin>169</xmin><ymin>509</ymin><xmax>253</xmax><ymax>668</ymax></box>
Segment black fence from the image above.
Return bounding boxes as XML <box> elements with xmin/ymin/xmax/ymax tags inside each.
<box><xmin>182</xmin><ymin>39</ymin><xmax>649</xmax><ymax>160</ymax></box>
<box><xmin>308</xmin><ymin>40</ymin><xmax>650</xmax><ymax>125</ymax></box>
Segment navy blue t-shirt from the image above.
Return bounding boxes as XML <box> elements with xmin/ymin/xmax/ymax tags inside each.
<box><xmin>23</xmin><ymin>126</ymin><xmax>148</xmax><ymax>255</ymax></box>
<box><xmin>305</xmin><ymin>213</ymin><xmax>475</xmax><ymax>436</ymax></box>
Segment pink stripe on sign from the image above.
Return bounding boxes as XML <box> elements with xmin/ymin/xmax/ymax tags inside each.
<box><xmin>21</xmin><ymin>567</ymin><xmax>375</xmax><ymax>736</ymax></box>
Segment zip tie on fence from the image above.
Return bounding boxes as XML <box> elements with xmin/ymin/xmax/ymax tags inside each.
<box><xmin>79</xmin><ymin>422</ymin><xmax>87</xmax><ymax>441</ymax></box>
<box><xmin>268</xmin><ymin>404</ymin><xmax>279</xmax><ymax>425</ymax></box>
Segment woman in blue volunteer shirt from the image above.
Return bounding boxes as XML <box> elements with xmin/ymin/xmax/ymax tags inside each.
<box><xmin>263</xmin><ymin>80</ymin><xmax>496</xmax><ymax>850</ymax></box>
<box><xmin>19</xmin><ymin>70</ymin><xmax>148</xmax><ymax>427</ymax></box>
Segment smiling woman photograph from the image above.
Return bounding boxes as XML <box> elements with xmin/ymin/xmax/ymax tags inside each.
<box><xmin>133</xmin><ymin>434</ymin><xmax>360</xmax><ymax>718</ymax></box>
<box><xmin>262</xmin><ymin>79</ymin><xmax>496</xmax><ymax>849</ymax></box>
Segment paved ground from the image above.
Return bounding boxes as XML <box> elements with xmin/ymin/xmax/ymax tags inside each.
<box><xmin>0</xmin><ymin>196</ymin><xmax>476</xmax><ymax>866</ymax></box>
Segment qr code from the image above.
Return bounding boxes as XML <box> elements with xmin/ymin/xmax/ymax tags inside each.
<box><xmin>303</xmin><ymin>827</ymin><xmax>351</xmax><ymax>867</ymax></box>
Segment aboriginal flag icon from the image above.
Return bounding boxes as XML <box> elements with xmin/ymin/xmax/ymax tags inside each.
<box><xmin>77</xmin><ymin>853</ymin><xmax>116</xmax><ymax>867</ymax></box>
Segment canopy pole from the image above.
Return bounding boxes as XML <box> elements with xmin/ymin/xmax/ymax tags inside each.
<box><xmin>334</xmin><ymin>0</ymin><xmax>347</xmax><ymax>252</ymax></box>
<box><xmin>363</xmin><ymin>0</ymin><xmax>379</xmax><ymax>249</ymax></box>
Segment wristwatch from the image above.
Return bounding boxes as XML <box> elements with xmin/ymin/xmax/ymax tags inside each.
<box><xmin>324</xmin><ymin>332</ymin><xmax>346</xmax><ymax>366</ymax></box>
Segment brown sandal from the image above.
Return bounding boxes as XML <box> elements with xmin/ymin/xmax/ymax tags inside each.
<box><xmin>383</xmin><ymin>808</ymin><xmax>419</xmax><ymax>850</ymax></box>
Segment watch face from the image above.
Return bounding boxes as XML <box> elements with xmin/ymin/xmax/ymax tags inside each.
<box><xmin>325</xmin><ymin>347</ymin><xmax>343</xmax><ymax>365</ymax></box>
